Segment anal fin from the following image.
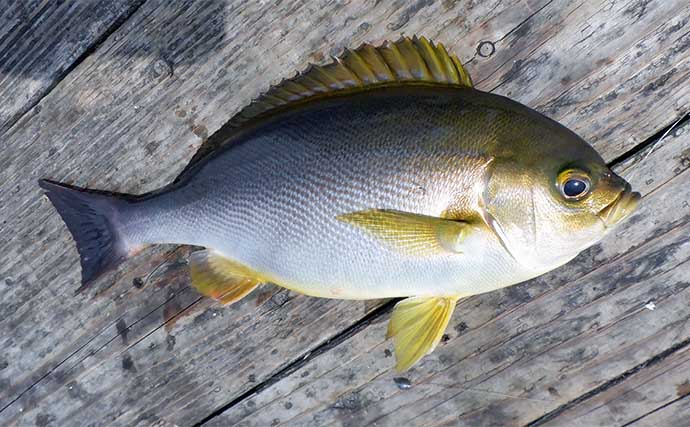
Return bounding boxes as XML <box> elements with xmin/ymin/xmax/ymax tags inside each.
<box><xmin>387</xmin><ymin>296</ymin><xmax>459</xmax><ymax>371</ymax></box>
<box><xmin>189</xmin><ymin>249</ymin><xmax>263</xmax><ymax>305</ymax></box>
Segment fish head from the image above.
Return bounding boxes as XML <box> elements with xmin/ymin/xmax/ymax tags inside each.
<box><xmin>480</xmin><ymin>113</ymin><xmax>640</xmax><ymax>272</ymax></box>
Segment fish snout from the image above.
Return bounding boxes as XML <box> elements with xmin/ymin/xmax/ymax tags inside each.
<box><xmin>599</xmin><ymin>182</ymin><xmax>641</xmax><ymax>227</ymax></box>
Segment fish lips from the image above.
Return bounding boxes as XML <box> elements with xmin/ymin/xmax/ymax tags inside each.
<box><xmin>598</xmin><ymin>182</ymin><xmax>641</xmax><ymax>227</ymax></box>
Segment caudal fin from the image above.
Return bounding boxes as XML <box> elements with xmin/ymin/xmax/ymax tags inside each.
<box><xmin>39</xmin><ymin>179</ymin><xmax>131</xmax><ymax>291</ymax></box>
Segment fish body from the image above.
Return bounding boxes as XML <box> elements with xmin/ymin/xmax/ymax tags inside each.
<box><xmin>40</xmin><ymin>37</ymin><xmax>639</xmax><ymax>370</ymax></box>
<box><xmin>127</xmin><ymin>88</ymin><xmax>548</xmax><ymax>299</ymax></box>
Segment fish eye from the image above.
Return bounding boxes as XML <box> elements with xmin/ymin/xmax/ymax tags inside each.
<box><xmin>557</xmin><ymin>170</ymin><xmax>591</xmax><ymax>201</ymax></box>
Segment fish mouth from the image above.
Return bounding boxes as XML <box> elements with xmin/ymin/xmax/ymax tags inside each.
<box><xmin>598</xmin><ymin>182</ymin><xmax>641</xmax><ymax>227</ymax></box>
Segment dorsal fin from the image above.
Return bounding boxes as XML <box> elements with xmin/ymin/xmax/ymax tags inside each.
<box><xmin>230</xmin><ymin>36</ymin><xmax>472</xmax><ymax>127</ymax></box>
<box><xmin>174</xmin><ymin>36</ymin><xmax>472</xmax><ymax>184</ymax></box>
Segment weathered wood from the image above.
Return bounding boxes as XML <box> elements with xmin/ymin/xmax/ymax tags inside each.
<box><xmin>0</xmin><ymin>0</ymin><xmax>688</xmax><ymax>426</ymax></box>
<box><xmin>626</xmin><ymin>391</ymin><xmax>690</xmax><ymax>427</ymax></box>
<box><xmin>535</xmin><ymin>344</ymin><xmax>690</xmax><ymax>426</ymax></box>
<box><xmin>197</xmin><ymin>118</ymin><xmax>690</xmax><ymax>427</ymax></box>
<box><xmin>0</xmin><ymin>0</ymin><xmax>145</xmax><ymax>135</ymax></box>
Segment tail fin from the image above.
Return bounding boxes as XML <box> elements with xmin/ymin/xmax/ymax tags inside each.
<box><xmin>39</xmin><ymin>179</ymin><xmax>132</xmax><ymax>291</ymax></box>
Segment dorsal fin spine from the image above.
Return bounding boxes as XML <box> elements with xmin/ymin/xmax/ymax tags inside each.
<box><xmin>230</xmin><ymin>36</ymin><xmax>474</xmax><ymax>127</ymax></box>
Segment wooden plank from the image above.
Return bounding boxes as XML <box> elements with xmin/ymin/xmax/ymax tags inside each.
<box><xmin>626</xmin><ymin>395</ymin><xmax>690</xmax><ymax>427</ymax></box>
<box><xmin>0</xmin><ymin>0</ymin><xmax>145</xmax><ymax>135</ymax></box>
<box><xmin>535</xmin><ymin>345</ymin><xmax>690</xmax><ymax>426</ymax></box>
<box><xmin>189</xmin><ymin>118</ymin><xmax>690</xmax><ymax>427</ymax></box>
<box><xmin>473</xmin><ymin>0</ymin><xmax>690</xmax><ymax>159</ymax></box>
<box><xmin>1</xmin><ymin>0</ymin><xmax>688</xmax><ymax>426</ymax></box>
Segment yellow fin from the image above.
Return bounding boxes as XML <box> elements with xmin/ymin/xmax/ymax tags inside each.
<box><xmin>189</xmin><ymin>249</ymin><xmax>263</xmax><ymax>305</ymax></box>
<box><xmin>387</xmin><ymin>296</ymin><xmax>458</xmax><ymax>371</ymax></box>
<box><xmin>230</xmin><ymin>36</ymin><xmax>473</xmax><ymax>127</ymax></box>
<box><xmin>337</xmin><ymin>209</ymin><xmax>471</xmax><ymax>256</ymax></box>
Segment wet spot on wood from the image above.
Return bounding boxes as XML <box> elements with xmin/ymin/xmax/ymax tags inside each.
<box><xmin>122</xmin><ymin>354</ymin><xmax>137</xmax><ymax>373</ymax></box>
<box><xmin>333</xmin><ymin>390</ymin><xmax>363</xmax><ymax>410</ymax></box>
<box><xmin>191</xmin><ymin>124</ymin><xmax>208</xmax><ymax>140</ymax></box>
<box><xmin>144</xmin><ymin>140</ymin><xmax>160</xmax><ymax>155</ymax></box>
<box><xmin>455</xmin><ymin>321</ymin><xmax>468</xmax><ymax>334</ymax></box>
<box><xmin>677</xmin><ymin>380</ymin><xmax>690</xmax><ymax>397</ymax></box>
<box><xmin>255</xmin><ymin>289</ymin><xmax>274</xmax><ymax>306</ymax></box>
<box><xmin>35</xmin><ymin>413</ymin><xmax>55</xmax><ymax>427</ymax></box>
<box><xmin>66</xmin><ymin>381</ymin><xmax>87</xmax><ymax>400</ymax></box>
<box><xmin>116</xmin><ymin>319</ymin><xmax>128</xmax><ymax>344</ymax></box>
<box><xmin>165</xmin><ymin>334</ymin><xmax>176</xmax><ymax>351</ymax></box>
<box><xmin>548</xmin><ymin>386</ymin><xmax>560</xmax><ymax>397</ymax></box>
<box><xmin>596</xmin><ymin>57</ymin><xmax>613</xmax><ymax>67</ymax></box>
<box><xmin>164</xmin><ymin>298</ymin><xmax>183</xmax><ymax>332</ymax></box>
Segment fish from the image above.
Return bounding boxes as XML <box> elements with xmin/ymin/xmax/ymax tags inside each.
<box><xmin>39</xmin><ymin>36</ymin><xmax>640</xmax><ymax>371</ymax></box>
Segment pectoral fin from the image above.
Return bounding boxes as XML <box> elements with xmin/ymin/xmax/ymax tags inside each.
<box><xmin>387</xmin><ymin>296</ymin><xmax>458</xmax><ymax>371</ymax></box>
<box><xmin>337</xmin><ymin>209</ymin><xmax>471</xmax><ymax>255</ymax></box>
<box><xmin>189</xmin><ymin>249</ymin><xmax>263</xmax><ymax>305</ymax></box>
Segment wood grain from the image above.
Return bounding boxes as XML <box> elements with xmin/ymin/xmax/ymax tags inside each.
<box><xmin>0</xmin><ymin>0</ymin><xmax>688</xmax><ymax>426</ymax></box>
<box><xmin>0</xmin><ymin>0</ymin><xmax>145</xmax><ymax>135</ymax></box>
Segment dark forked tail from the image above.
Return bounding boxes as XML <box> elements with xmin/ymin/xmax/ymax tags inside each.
<box><xmin>39</xmin><ymin>179</ymin><xmax>133</xmax><ymax>291</ymax></box>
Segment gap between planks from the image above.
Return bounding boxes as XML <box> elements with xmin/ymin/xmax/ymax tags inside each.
<box><xmin>526</xmin><ymin>333</ymin><xmax>690</xmax><ymax>427</ymax></box>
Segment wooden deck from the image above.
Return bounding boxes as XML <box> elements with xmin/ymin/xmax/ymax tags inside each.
<box><xmin>1</xmin><ymin>1</ymin><xmax>689</xmax><ymax>426</ymax></box>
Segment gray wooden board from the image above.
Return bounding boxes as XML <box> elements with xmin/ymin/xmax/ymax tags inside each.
<box><xmin>536</xmin><ymin>340</ymin><xmax>690</xmax><ymax>426</ymax></box>
<box><xmin>626</xmin><ymin>392</ymin><xmax>690</xmax><ymax>427</ymax></box>
<box><xmin>0</xmin><ymin>0</ymin><xmax>145</xmax><ymax>135</ymax></box>
<box><xmin>0</xmin><ymin>0</ymin><xmax>688</xmax><ymax>426</ymax></box>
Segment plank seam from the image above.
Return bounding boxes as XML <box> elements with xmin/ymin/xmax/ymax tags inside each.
<box><xmin>193</xmin><ymin>299</ymin><xmax>399</xmax><ymax>426</ymax></box>
<box><xmin>524</xmin><ymin>337</ymin><xmax>690</xmax><ymax>427</ymax></box>
<box><xmin>607</xmin><ymin>112</ymin><xmax>690</xmax><ymax>167</ymax></box>
<box><xmin>0</xmin><ymin>285</ymin><xmax>184</xmax><ymax>418</ymax></box>
<box><xmin>620</xmin><ymin>393</ymin><xmax>690</xmax><ymax>426</ymax></box>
